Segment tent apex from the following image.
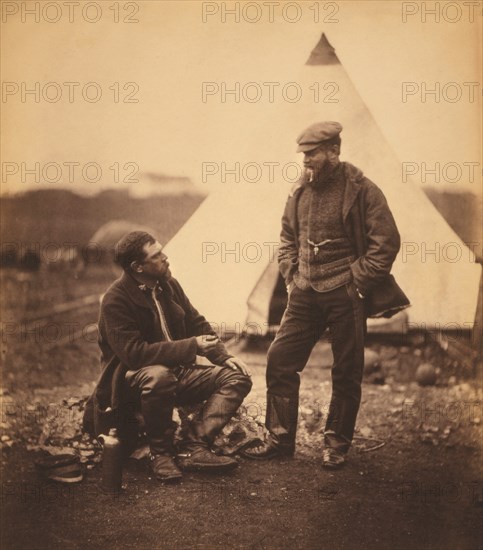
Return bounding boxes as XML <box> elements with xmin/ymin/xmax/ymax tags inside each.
<box><xmin>305</xmin><ymin>33</ymin><xmax>340</xmax><ymax>66</ymax></box>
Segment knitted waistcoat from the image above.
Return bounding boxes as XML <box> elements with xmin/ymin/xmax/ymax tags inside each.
<box><xmin>294</xmin><ymin>164</ymin><xmax>356</xmax><ymax>292</ymax></box>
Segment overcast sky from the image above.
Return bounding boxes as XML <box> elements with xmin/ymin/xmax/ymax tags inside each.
<box><xmin>1</xmin><ymin>0</ymin><xmax>481</xmax><ymax>195</ymax></box>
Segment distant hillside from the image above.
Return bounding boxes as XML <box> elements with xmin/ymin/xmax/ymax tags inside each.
<box><xmin>2</xmin><ymin>187</ymin><xmax>481</xmax><ymax>263</ymax></box>
<box><xmin>424</xmin><ymin>188</ymin><xmax>482</xmax><ymax>262</ymax></box>
<box><xmin>0</xmin><ymin>188</ymin><xmax>205</xmax><ymax>250</ymax></box>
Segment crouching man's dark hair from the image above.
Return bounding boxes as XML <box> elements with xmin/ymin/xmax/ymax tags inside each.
<box><xmin>114</xmin><ymin>231</ymin><xmax>155</xmax><ymax>271</ymax></box>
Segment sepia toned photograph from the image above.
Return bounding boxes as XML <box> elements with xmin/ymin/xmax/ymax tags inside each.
<box><xmin>1</xmin><ymin>1</ymin><xmax>482</xmax><ymax>548</ymax></box>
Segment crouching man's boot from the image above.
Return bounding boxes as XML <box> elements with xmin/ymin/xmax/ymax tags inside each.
<box><xmin>176</xmin><ymin>396</ymin><xmax>238</xmax><ymax>472</ymax></box>
<box><xmin>177</xmin><ymin>445</ymin><xmax>237</xmax><ymax>472</ymax></box>
<box><xmin>149</xmin><ymin>421</ymin><xmax>182</xmax><ymax>483</ymax></box>
<box><xmin>149</xmin><ymin>453</ymin><xmax>182</xmax><ymax>482</ymax></box>
<box><xmin>125</xmin><ymin>364</ymin><xmax>183</xmax><ymax>482</ymax></box>
<box><xmin>243</xmin><ymin>394</ymin><xmax>297</xmax><ymax>460</ymax></box>
<box><xmin>176</xmin><ymin>368</ymin><xmax>251</xmax><ymax>472</ymax></box>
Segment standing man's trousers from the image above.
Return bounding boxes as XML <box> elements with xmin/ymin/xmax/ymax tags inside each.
<box><xmin>266</xmin><ymin>282</ymin><xmax>366</xmax><ymax>454</ymax></box>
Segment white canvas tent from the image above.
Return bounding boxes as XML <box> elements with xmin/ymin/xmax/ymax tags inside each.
<box><xmin>164</xmin><ymin>34</ymin><xmax>481</xmax><ymax>336</ymax></box>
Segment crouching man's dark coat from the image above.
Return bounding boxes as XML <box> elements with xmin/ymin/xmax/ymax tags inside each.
<box><xmin>83</xmin><ymin>273</ymin><xmax>232</xmax><ymax>439</ymax></box>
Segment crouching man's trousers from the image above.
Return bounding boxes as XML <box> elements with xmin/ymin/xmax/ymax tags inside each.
<box><xmin>125</xmin><ymin>364</ymin><xmax>252</xmax><ymax>455</ymax></box>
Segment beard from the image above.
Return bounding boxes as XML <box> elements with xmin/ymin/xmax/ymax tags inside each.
<box><xmin>303</xmin><ymin>159</ymin><xmax>339</xmax><ymax>187</ymax></box>
<box><xmin>159</xmin><ymin>267</ymin><xmax>171</xmax><ymax>281</ymax></box>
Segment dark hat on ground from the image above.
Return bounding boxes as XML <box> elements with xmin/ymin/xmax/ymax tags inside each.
<box><xmin>296</xmin><ymin>121</ymin><xmax>342</xmax><ymax>152</ymax></box>
<box><xmin>35</xmin><ymin>453</ymin><xmax>83</xmax><ymax>483</ymax></box>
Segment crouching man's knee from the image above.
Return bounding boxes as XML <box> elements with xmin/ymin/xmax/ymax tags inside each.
<box><xmin>220</xmin><ymin>369</ymin><xmax>253</xmax><ymax>398</ymax></box>
<box><xmin>239</xmin><ymin>374</ymin><xmax>253</xmax><ymax>397</ymax></box>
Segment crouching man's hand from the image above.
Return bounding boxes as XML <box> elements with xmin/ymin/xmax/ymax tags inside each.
<box><xmin>224</xmin><ymin>356</ymin><xmax>251</xmax><ymax>377</ymax></box>
<box><xmin>196</xmin><ymin>334</ymin><xmax>219</xmax><ymax>356</ymax></box>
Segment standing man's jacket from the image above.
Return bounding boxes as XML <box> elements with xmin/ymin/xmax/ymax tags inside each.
<box><xmin>278</xmin><ymin>162</ymin><xmax>410</xmax><ymax>318</ymax></box>
<box><xmin>83</xmin><ymin>273</ymin><xmax>232</xmax><ymax>439</ymax></box>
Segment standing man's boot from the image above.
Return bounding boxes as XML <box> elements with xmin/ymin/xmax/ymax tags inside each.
<box><xmin>243</xmin><ymin>394</ymin><xmax>298</xmax><ymax>459</ymax></box>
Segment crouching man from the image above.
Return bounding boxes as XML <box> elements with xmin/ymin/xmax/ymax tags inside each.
<box><xmin>83</xmin><ymin>231</ymin><xmax>252</xmax><ymax>482</ymax></box>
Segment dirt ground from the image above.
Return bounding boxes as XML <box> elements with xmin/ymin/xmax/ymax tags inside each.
<box><xmin>1</xmin><ymin>336</ymin><xmax>482</xmax><ymax>550</ymax></box>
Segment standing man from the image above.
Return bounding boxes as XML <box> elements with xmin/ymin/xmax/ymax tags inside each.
<box><xmin>83</xmin><ymin>231</ymin><xmax>252</xmax><ymax>482</ymax></box>
<box><xmin>245</xmin><ymin>122</ymin><xmax>408</xmax><ymax>468</ymax></box>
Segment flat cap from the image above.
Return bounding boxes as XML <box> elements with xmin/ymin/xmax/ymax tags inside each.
<box><xmin>296</xmin><ymin>121</ymin><xmax>342</xmax><ymax>152</ymax></box>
